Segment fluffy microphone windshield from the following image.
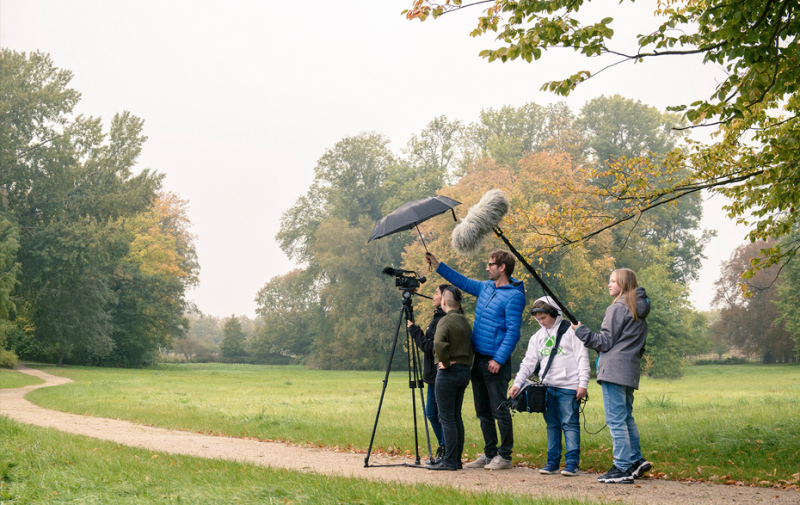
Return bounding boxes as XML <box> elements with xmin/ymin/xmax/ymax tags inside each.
<box><xmin>452</xmin><ymin>189</ymin><xmax>510</xmax><ymax>256</ymax></box>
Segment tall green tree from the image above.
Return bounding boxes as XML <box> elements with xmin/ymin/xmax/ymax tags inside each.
<box><xmin>23</xmin><ymin>220</ymin><xmax>120</xmax><ymax>366</ymax></box>
<box><xmin>461</xmin><ymin>102</ymin><xmax>548</xmax><ymax>168</ymax></box>
<box><xmin>459</xmin><ymin>102</ymin><xmax>579</xmax><ymax>170</ymax></box>
<box><xmin>403</xmin><ymin>115</ymin><xmax>463</xmax><ymax>187</ymax></box>
<box><xmin>220</xmin><ymin>315</ymin><xmax>249</xmax><ymax>361</ymax></box>
<box><xmin>277</xmin><ymin>133</ymin><xmax>394</xmax><ymax>263</ymax></box>
<box><xmin>0</xmin><ymin>211</ymin><xmax>20</xmax><ymax>367</ymax></box>
<box><xmin>637</xmin><ymin>243</ymin><xmax>696</xmax><ymax>378</ymax></box>
<box><xmin>578</xmin><ymin>95</ymin><xmax>715</xmax><ymax>283</ymax></box>
<box><xmin>404</xmin><ymin>0</ymin><xmax>800</xmax><ymax>283</ymax></box>
<box><xmin>1</xmin><ymin>51</ymin><xmax>79</xmax><ymax>362</ymax></box>
<box><xmin>579</xmin><ymin>95</ymin><xmax>684</xmax><ymax>165</ymax></box>
<box><xmin>12</xmin><ymin>110</ymin><xmax>160</xmax><ymax>365</ymax></box>
<box><xmin>0</xmin><ymin>50</ymin><xmax>192</xmax><ymax>366</ymax></box>
<box><xmin>252</xmin><ymin>268</ymin><xmax>319</xmax><ymax>362</ymax></box>
<box><xmin>312</xmin><ymin>217</ymin><xmax>400</xmax><ymax>370</ymax></box>
<box><xmin>0</xmin><ymin>212</ymin><xmax>18</xmax><ymax>324</ymax></box>
<box><xmin>272</xmin><ymin>129</ymin><xmax>453</xmax><ymax>369</ymax></box>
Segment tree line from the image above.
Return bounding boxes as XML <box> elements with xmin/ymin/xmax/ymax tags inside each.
<box><xmin>1</xmin><ymin>50</ymin><xmax>198</xmax><ymax>368</ymax></box>
<box><xmin>244</xmin><ymin>97</ymin><xmax>720</xmax><ymax>378</ymax></box>
<box><xmin>3</xmin><ymin>49</ymin><xmax>797</xmax><ymax>372</ymax></box>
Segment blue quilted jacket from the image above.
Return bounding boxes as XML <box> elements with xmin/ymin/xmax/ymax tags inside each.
<box><xmin>436</xmin><ymin>262</ymin><xmax>526</xmax><ymax>365</ymax></box>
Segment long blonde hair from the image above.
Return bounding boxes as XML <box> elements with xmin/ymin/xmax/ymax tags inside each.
<box><xmin>613</xmin><ymin>268</ymin><xmax>640</xmax><ymax>321</ymax></box>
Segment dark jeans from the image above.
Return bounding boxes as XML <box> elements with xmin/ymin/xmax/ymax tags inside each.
<box><xmin>435</xmin><ymin>363</ymin><xmax>471</xmax><ymax>468</ymax></box>
<box><xmin>426</xmin><ymin>381</ymin><xmax>444</xmax><ymax>446</ymax></box>
<box><xmin>471</xmin><ymin>353</ymin><xmax>513</xmax><ymax>460</ymax></box>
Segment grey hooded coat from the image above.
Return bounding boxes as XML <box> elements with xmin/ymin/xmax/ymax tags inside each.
<box><xmin>574</xmin><ymin>287</ymin><xmax>650</xmax><ymax>389</ymax></box>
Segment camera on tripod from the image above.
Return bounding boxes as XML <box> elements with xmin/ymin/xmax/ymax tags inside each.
<box><xmin>382</xmin><ymin>267</ymin><xmax>426</xmax><ymax>290</ymax></box>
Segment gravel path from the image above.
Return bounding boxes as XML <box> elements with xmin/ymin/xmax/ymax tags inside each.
<box><xmin>2</xmin><ymin>365</ymin><xmax>798</xmax><ymax>504</ymax></box>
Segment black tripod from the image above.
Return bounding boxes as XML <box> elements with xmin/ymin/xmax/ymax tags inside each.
<box><xmin>364</xmin><ymin>287</ymin><xmax>434</xmax><ymax>468</ymax></box>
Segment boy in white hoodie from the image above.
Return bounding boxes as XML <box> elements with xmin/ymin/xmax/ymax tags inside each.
<box><xmin>509</xmin><ymin>296</ymin><xmax>589</xmax><ymax>476</ymax></box>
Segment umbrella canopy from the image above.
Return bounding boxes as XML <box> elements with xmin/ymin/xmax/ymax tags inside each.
<box><xmin>367</xmin><ymin>195</ymin><xmax>461</xmax><ymax>243</ymax></box>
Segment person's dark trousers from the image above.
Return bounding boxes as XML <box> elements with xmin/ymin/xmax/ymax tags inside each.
<box><xmin>471</xmin><ymin>353</ymin><xmax>514</xmax><ymax>460</ymax></box>
<box><xmin>435</xmin><ymin>363</ymin><xmax>471</xmax><ymax>468</ymax></box>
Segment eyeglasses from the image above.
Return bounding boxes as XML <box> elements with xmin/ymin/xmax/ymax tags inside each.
<box><xmin>487</xmin><ymin>262</ymin><xmax>499</xmax><ymax>267</ymax></box>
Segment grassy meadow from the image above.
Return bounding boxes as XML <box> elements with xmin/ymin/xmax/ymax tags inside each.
<box><xmin>9</xmin><ymin>363</ymin><xmax>800</xmax><ymax>488</ymax></box>
<box><xmin>0</xmin><ymin>368</ymin><xmax>44</xmax><ymax>389</ymax></box>
<box><xmin>0</xmin><ymin>417</ymin><xmax>596</xmax><ymax>505</ymax></box>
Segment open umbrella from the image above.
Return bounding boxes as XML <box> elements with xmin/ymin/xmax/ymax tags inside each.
<box><xmin>367</xmin><ymin>195</ymin><xmax>460</xmax><ymax>252</ymax></box>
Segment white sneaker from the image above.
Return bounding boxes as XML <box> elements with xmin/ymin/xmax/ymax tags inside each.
<box><xmin>463</xmin><ymin>453</ymin><xmax>490</xmax><ymax>468</ymax></box>
<box><xmin>485</xmin><ymin>455</ymin><xmax>512</xmax><ymax>470</ymax></box>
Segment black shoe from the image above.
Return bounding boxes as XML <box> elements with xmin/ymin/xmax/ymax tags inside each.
<box><xmin>597</xmin><ymin>465</ymin><xmax>634</xmax><ymax>484</ymax></box>
<box><xmin>427</xmin><ymin>461</ymin><xmax>458</xmax><ymax>471</ymax></box>
<box><xmin>630</xmin><ymin>458</ymin><xmax>652</xmax><ymax>479</ymax></box>
<box><xmin>426</xmin><ymin>446</ymin><xmax>445</xmax><ymax>466</ymax></box>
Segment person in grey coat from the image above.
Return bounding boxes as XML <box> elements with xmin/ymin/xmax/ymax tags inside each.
<box><xmin>571</xmin><ymin>268</ymin><xmax>652</xmax><ymax>484</ymax></box>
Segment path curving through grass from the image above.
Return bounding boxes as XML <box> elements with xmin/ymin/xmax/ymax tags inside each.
<box><xmin>2</xmin><ymin>365</ymin><xmax>798</xmax><ymax>505</ymax></box>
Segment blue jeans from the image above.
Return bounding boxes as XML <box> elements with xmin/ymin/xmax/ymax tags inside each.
<box><xmin>435</xmin><ymin>363</ymin><xmax>471</xmax><ymax>467</ymax></box>
<box><xmin>471</xmin><ymin>354</ymin><xmax>514</xmax><ymax>460</ymax></box>
<box><xmin>426</xmin><ymin>381</ymin><xmax>444</xmax><ymax>446</ymax></box>
<box><xmin>601</xmin><ymin>381</ymin><xmax>643</xmax><ymax>471</ymax></box>
<box><xmin>543</xmin><ymin>387</ymin><xmax>581</xmax><ymax>465</ymax></box>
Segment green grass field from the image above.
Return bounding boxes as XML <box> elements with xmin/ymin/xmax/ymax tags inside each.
<box><xmin>11</xmin><ymin>363</ymin><xmax>800</xmax><ymax>488</ymax></box>
<box><xmin>0</xmin><ymin>368</ymin><xmax>44</xmax><ymax>389</ymax></box>
<box><xmin>0</xmin><ymin>416</ymin><xmax>596</xmax><ymax>505</ymax></box>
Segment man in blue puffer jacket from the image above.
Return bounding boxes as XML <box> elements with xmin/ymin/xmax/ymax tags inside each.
<box><xmin>425</xmin><ymin>250</ymin><xmax>526</xmax><ymax>470</ymax></box>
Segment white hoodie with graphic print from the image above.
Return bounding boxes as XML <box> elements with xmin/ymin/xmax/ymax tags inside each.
<box><xmin>513</xmin><ymin>297</ymin><xmax>590</xmax><ymax>391</ymax></box>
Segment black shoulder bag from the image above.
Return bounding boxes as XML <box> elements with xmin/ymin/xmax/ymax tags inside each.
<box><xmin>507</xmin><ymin>319</ymin><xmax>571</xmax><ymax>414</ymax></box>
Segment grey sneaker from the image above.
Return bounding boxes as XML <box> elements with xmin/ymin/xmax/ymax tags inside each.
<box><xmin>485</xmin><ymin>455</ymin><xmax>513</xmax><ymax>470</ymax></box>
<box><xmin>463</xmin><ymin>453</ymin><xmax>490</xmax><ymax>468</ymax></box>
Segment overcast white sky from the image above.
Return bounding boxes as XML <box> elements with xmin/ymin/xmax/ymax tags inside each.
<box><xmin>2</xmin><ymin>1</ymin><xmax>747</xmax><ymax>318</ymax></box>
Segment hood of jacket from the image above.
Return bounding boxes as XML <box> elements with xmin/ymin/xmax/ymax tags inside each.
<box><xmin>532</xmin><ymin>295</ymin><xmax>564</xmax><ymax>329</ymax></box>
<box><xmin>635</xmin><ymin>287</ymin><xmax>650</xmax><ymax>319</ymax></box>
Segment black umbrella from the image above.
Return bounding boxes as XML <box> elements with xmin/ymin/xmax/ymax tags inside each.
<box><xmin>367</xmin><ymin>195</ymin><xmax>461</xmax><ymax>252</ymax></box>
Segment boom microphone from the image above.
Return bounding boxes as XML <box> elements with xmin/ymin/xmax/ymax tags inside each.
<box><xmin>449</xmin><ymin>189</ymin><xmax>579</xmax><ymax>324</ymax></box>
<box><xmin>451</xmin><ymin>189</ymin><xmax>510</xmax><ymax>256</ymax></box>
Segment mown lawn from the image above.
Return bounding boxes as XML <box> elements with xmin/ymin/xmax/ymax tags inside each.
<box><xmin>20</xmin><ymin>363</ymin><xmax>800</xmax><ymax>487</ymax></box>
<box><xmin>0</xmin><ymin>416</ymin><xmax>598</xmax><ymax>504</ymax></box>
<box><xmin>0</xmin><ymin>368</ymin><xmax>44</xmax><ymax>389</ymax></box>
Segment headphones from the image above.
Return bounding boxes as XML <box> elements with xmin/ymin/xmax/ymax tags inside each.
<box><xmin>530</xmin><ymin>306</ymin><xmax>559</xmax><ymax>318</ymax></box>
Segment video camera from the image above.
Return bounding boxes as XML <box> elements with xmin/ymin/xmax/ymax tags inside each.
<box><xmin>381</xmin><ymin>267</ymin><xmax>426</xmax><ymax>290</ymax></box>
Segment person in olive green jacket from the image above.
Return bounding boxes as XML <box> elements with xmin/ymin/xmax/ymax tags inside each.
<box><xmin>429</xmin><ymin>286</ymin><xmax>473</xmax><ymax>471</ymax></box>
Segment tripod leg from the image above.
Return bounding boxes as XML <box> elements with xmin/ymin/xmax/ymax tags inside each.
<box><xmin>408</xmin><ymin>319</ymin><xmax>434</xmax><ymax>464</ymax></box>
<box><xmin>364</xmin><ymin>302</ymin><xmax>406</xmax><ymax>467</ymax></box>
<box><xmin>404</xmin><ymin>306</ymin><xmax>425</xmax><ymax>466</ymax></box>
